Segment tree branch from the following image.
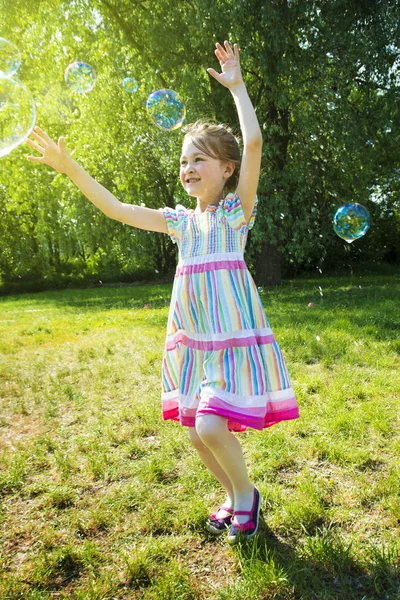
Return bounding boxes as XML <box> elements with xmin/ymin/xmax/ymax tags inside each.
<box><xmin>98</xmin><ymin>0</ymin><xmax>168</xmax><ymax>88</ymax></box>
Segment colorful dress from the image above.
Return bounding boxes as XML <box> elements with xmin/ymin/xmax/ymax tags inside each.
<box><xmin>159</xmin><ymin>192</ymin><xmax>299</xmax><ymax>432</ymax></box>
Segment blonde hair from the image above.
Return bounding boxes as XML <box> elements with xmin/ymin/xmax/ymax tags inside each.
<box><xmin>182</xmin><ymin>120</ymin><xmax>241</xmax><ymax>192</ymax></box>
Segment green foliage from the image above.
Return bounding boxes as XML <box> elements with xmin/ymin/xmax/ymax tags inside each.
<box><xmin>0</xmin><ymin>0</ymin><xmax>399</xmax><ymax>290</ymax></box>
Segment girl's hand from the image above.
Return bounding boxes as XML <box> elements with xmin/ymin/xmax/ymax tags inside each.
<box><xmin>207</xmin><ymin>41</ymin><xmax>243</xmax><ymax>90</ymax></box>
<box><xmin>26</xmin><ymin>127</ymin><xmax>74</xmax><ymax>174</ymax></box>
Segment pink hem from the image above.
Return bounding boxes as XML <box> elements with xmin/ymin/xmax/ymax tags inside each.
<box><xmin>162</xmin><ymin>406</ymin><xmax>299</xmax><ymax>432</ymax></box>
<box><xmin>176</xmin><ymin>259</ymin><xmax>247</xmax><ymax>276</ymax></box>
<box><xmin>166</xmin><ymin>332</ymin><xmax>275</xmax><ymax>351</ymax></box>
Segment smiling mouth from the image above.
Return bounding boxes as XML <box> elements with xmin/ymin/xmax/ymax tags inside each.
<box><xmin>186</xmin><ymin>178</ymin><xmax>200</xmax><ymax>184</ymax></box>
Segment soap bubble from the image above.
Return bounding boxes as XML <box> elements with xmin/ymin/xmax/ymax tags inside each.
<box><xmin>64</xmin><ymin>62</ymin><xmax>96</xmax><ymax>93</ymax></box>
<box><xmin>146</xmin><ymin>89</ymin><xmax>186</xmax><ymax>131</ymax></box>
<box><xmin>122</xmin><ymin>77</ymin><xmax>138</xmax><ymax>93</ymax></box>
<box><xmin>0</xmin><ymin>77</ymin><xmax>36</xmax><ymax>158</ymax></box>
<box><xmin>333</xmin><ymin>203</ymin><xmax>370</xmax><ymax>243</ymax></box>
<box><xmin>0</xmin><ymin>38</ymin><xmax>21</xmax><ymax>79</ymax></box>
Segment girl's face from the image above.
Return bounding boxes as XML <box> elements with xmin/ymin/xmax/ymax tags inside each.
<box><xmin>179</xmin><ymin>138</ymin><xmax>234</xmax><ymax>203</ymax></box>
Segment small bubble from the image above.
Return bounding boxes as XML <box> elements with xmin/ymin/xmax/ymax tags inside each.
<box><xmin>64</xmin><ymin>61</ymin><xmax>96</xmax><ymax>94</ymax></box>
<box><xmin>122</xmin><ymin>77</ymin><xmax>138</xmax><ymax>93</ymax></box>
<box><xmin>333</xmin><ymin>203</ymin><xmax>370</xmax><ymax>242</ymax></box>
<box><xmin>0</xmin><ymin>77</ymin><xmax>36</xmax><ymax>157</ymax></box>
<box><xmin>146</xmin><ymin>89</ymin><xmax>186</xmax><ymax>131</ymax></box>
<box><xmin>0</xmin><ymin>37</ymin><xmax>21</xmax><ymax>78</ymax></box>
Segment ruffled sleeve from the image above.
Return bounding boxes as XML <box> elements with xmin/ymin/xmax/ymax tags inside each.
<box><xmin>221</xmin><ymin>192</ymin><xmax>258</xmax><ymax>233</ymax></box>
<box><xmin>158</xmin><ymin>204</ymin><xmax>188</xmax><ymax>245</ymax></box>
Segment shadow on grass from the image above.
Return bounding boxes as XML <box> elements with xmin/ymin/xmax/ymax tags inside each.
<box><xmin>2</xmin><ymin>272</ymin><xmax>399</xmax><ymax>312</ymax></box>
<box><xmin>233</xmin><ymin>514</ymin><xmax>400</xmax><ymax>600</ymax></box>
<box><xmin>263</xmin><ymin>275</ymin><xmax>400</xmax><ymax>344</ymax></box>
<box><xmin>0</xmin><ymin>283</ymin><xmax>174</xmax><ymax>312</ymax></box>
<box><xmin>2</xmin><ymin>275</ymin><xmax>400</xmax><ymax>349</ymax></box>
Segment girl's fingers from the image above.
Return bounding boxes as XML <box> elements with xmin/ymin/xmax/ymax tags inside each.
<box><xmin>223</xmin><ymin>40</ymin><xmax>235</xmax><ymax>59</ymax></box>
<box><xmin>224</xmin><ymin>40</ymin><xmax>233</xmax><ymax>55</ymax></box>
<box><xmin>215</xmin><ymin>42</ymin><xmax>227</xmax><ymax>60</ymax></box>
<box><xmin>26</xmin><ymin>155</ymin><xmax>44</xmax><ymax>162</ymax></box>
<box><xmin>29</xmin><ymin>130</ymin><xmax>47</xmax><ymax>147</ymax></box>
<box><xmin>215</xmin><ymin>48</ymin><xmax>224</xmax><ymax>64</ymax></box>
<box><xmin>34</xmin><ymin>126</ymin><xmax>52</xmax><ymax>144</ymax></box>
<box><xmin>215</xmin><ymin>41</ymin><xmax>237</xmax><ymax>64</ymax></box>
<box><xmin>26</xmin><ymin>138</ymin><xmax>44</xmax><ymax>154</ymax></box>
<box><xmin>207</xmin><ymin>68</ymin><xmax>220</xmax><ymax>81</ymax></box>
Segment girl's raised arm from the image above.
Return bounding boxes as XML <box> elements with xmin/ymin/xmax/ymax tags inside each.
<box><xmin>26</xmin><ymin>127</ymin><xmax>168</xmax><ymax>234</ymax></box>
<box><xmin>207</xmin><ymin>42</ymin><xmax>262</xmax><ymax>223</ymax></box>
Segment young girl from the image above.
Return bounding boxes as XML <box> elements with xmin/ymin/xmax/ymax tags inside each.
<box><xmin>26</xmin><ymin>41</ymin><xmax>299</xmax><ymax>543</ymax></box>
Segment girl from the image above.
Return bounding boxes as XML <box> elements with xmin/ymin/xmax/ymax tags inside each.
<box><xmin>26</xmin><ymin>41</ymin><xmax>299</xmax><ymax>544</ymax></box>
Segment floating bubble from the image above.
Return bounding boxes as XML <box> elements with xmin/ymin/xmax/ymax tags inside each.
<box><xmin>146</xmin><ymin>89</ymin><xmax>186</xmax><ymax>131</ymax></box>
<box><xmin>0</xmin><ymin>77</ymin><xmax>36</xmax><ymax>158</ymax></box>
<box><xmin>0</xmin><ymin>38</ymin><xmax>21</xmax><ymax>79</ymax></box>
<box><xmin>333</xmin><ymin>203</ymin><xmax>370</xmax><ymax>243</ymax></box>
<box><xmin>122</xmin><ymin>77</ymin><xmax>138</xmax><ymax>93</ymax></box>
<box><xmin>64</xmin><ymin>62</ymin><xmax>96</xmax><ymax>94</ymax></box>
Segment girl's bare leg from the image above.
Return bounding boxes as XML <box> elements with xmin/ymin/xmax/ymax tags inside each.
<box><xmin>188</xmin><ymin>427</ymin><xmax>234</xmax><ymax>516</ymax></box>
<box><xmin>195</xmin><ymin>414</ymin><xmax>255</xmax><ymax>525</ymax></box>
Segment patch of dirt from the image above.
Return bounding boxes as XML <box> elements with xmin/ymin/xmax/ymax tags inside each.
<box><xmin>184</xmin><ymin>537</ymin><xmax>239</xmax><ymax>597</ymax></box>
<box><xmin>0</xmin><ymin>413</ymin><xmax>46</xmax><ymax>451</ymax></box>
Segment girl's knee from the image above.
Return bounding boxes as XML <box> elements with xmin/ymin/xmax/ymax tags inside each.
<box><xmin>195</xmin><ymin>414</ymin><xmax>228</xmax><ymax>445</ymax></box>
<box><xmin>188</xmin><ymin>426</ymin><xmax>205</xmax><ymax>451</ymax></box>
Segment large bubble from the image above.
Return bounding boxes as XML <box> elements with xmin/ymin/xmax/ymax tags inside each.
<box><xmin>333</xmin><ymin>203</ymin><xmax>370</xmax><ymax>243</ymax></box>
<box><xmin>64</xmin><ymin>62</ymin><xmax>96</xmax><ymax>94</ymax></box>
<box><xmin>0</xmin><ymin>77</ymin><xmax>36</xmax><ymax>158</ymax></box>
<box><xmin>146</xmin><ymin>89</ymin><xmax>186</xmax><ymax>131</ymax></box>
<box><xmin>122</xmin><ymin>77</ymin><xmax>138</xmax><ymax>93</ymax></box>
<box><xmin>0</xmin><ymin>38</ymin><xmax>21</xmax><ymax>79</ymax></box>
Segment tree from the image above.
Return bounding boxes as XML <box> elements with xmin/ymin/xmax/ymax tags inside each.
<box><xmin>0</xmin><ymin>0</ymin><xmax>398</xmax><ymax>290</ymax></box>
<box><xmin>229</xmin><ymin>0</ymin><xmax>399</xmax><ymax>282</ymax></box>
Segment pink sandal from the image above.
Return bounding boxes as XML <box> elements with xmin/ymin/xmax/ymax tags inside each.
<box><xmin>206</xmin><ymin>505</ymin><xmax>234</xmax><ymax>535</ymax></box>
<box><xmin>227</xmin><ymin>488</ymin><xmax>262</xmax><ymax>544</ymax></box>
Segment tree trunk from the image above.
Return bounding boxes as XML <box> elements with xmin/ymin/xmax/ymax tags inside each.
<box><xmin>255</xmin><ymin>242</ymin><xmax>282</xmax><ymax>286</ymax></box>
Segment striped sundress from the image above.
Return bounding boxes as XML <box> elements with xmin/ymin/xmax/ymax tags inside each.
<box><xmin>159</xmin><ymin>192</ymin><xmax>299</xmax><ymax>432</ymax></box>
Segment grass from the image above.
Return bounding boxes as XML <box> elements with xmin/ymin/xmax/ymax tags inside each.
<box><xmin>0</xmin><ymin>273</ymin><xmax>399</xmax><ymax>599</ymax></box>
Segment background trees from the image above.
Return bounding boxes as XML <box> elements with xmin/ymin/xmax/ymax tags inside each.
<box><xmin>1</xmin><ymin>0</ymin><xmax>399</xmax><ymax>291</ymax></box>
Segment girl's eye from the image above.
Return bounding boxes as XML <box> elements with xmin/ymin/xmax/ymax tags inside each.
<box><xmin>180</xmin><ymin>157</ymin><xmax>203</xmax><ymax>166</ymax></box>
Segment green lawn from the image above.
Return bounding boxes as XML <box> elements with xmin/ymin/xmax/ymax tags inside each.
<box><xmin>0</xmin><ymin>274</ymin><xmax>399</xmax><ymax>599</ymax></box>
